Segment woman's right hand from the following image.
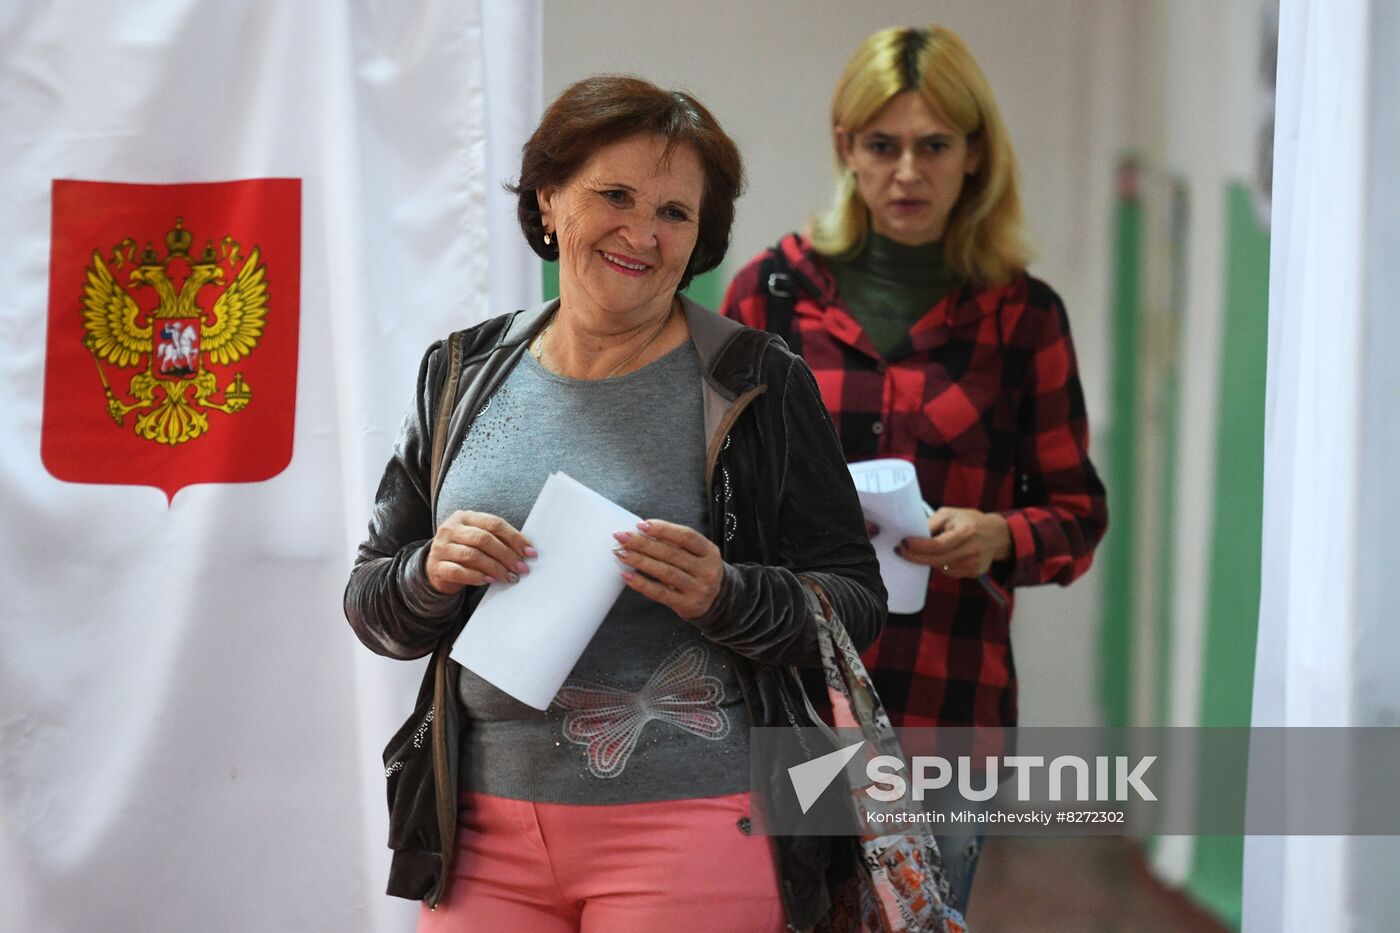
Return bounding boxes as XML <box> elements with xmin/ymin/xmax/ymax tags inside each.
<box><xmin>425</xmin><ymin>510</ymin><xmax>536</xmax><ymax>594</ymax></box>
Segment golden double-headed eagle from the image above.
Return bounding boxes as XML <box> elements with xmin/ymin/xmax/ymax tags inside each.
<box><xmin>81</xmin><ymin>218</ymin><xmax>268</xmax><ymax>445</ymax></box>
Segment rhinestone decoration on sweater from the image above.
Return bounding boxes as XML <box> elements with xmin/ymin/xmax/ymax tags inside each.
<box><xmin>552</xmin><ymin>644</ymin><xmax>730</xmax><ymax>779</ymax></box>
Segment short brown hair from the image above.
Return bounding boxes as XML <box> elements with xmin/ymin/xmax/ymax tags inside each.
<box><xmin>509</xmin><ymin>74</ymin><xmax>744</xmax><ymax>291</ymax></box>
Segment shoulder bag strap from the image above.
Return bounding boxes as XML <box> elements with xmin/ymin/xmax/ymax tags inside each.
<box><xmin>761</xmin><ymin>241</ymin><xmax>798</xmax><ymax>346</ymax></box>
<box><xmin>429</xmin><ymin>330</ymin><xmax>465</xmax><ymax>497</ymax></box>
<box><xmin>425</xmin><ymin>328</ymin><xmax>466</xmax><ymax>892</ymax></box>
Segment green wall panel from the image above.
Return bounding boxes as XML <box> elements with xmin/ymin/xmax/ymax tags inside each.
<box><xmin>1099</xmin><ymin>185</ymin><xmax>1143</xmax><ymax>729</ymax></box>
<box><xmin>1185</xmin><ymin>182</ymin><xmax>1269</xmax><ymax>930</ymax></box>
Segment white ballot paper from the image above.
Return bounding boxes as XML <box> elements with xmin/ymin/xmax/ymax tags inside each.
<box><xmin>450</xmin><ymin>471</ymin><xmax>639</xmax><ymax>710</ymax></box>
<box><xmin>848</xmin><ymin>459</ymin><xmax>931</xmax><ymax>613</ymax></box>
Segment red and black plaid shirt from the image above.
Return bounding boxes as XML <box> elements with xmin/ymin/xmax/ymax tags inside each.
<box><xmin>722</xmin><ymin>234</ymin><xmax>1107</xmax><ymax>728</ymax></box>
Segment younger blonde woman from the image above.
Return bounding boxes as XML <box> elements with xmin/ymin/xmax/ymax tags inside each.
<box><xmin>723</xmin><ymin>25</ymin><xmax>1108</xmax><ymax>909</ymax></box>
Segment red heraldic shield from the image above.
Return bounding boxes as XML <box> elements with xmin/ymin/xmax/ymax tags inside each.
<box><xmin>42</xmin><ymin>179</ymin><xmax>301</xmax><ymax>502</ymax></box>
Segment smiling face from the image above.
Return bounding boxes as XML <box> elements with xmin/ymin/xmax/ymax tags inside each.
<box><xmin>838</xmin><ymin>91</ymin><xmax>980</xmax><ymax>247</ymax></box>
<box><xmin>536</xmin><ymin>134</ymin><xmax>704</xmax><ymax>327</ymax></box>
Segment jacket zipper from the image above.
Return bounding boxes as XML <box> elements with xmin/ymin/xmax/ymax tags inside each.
<box><xmin>705</xmin><ymin>380</ymin><xmax>809</xmax><ymax>932</ymax></box>
<box><xmin>426</xmin><ymin>639</ymin><xmax>453</xmax><ymax>907</ymax></box>
<box><xmin>705</xmin><ymin>384</ymin><xmax>765</xmax><ymax>500</ymax></box>
<box><xmin>705</xmin><ymin>383</ymin><xmax>766</xmax><ymax>723</ymax></box>
<box><xmin>423</xmin><ymin>333</ymin><xmax>497</xmax><ymax>909</ymax></box>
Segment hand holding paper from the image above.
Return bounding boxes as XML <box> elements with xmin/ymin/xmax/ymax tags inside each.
<box><xmin>613</xmin><ymin>519</ymin><xmax>725</xmax><ymax>621</ymax></box>
<box><xmin>898</xmin><ymin>506</ymin><xmax>1012</xmax><ymax>578</ymax></box>
<box><xmin>426</xmin><ymin>510</ymin><xmax>535</xmax><ymax>592</ymax></box>
<box><xmin>450</xmin><ymin>472</ymin><xmax>639</xmax><ymax>710</ymax></box>
<box><xmin>848</xmin><ymin>459</ymin><xmax>931</xmax><ymax>613</ymax></box>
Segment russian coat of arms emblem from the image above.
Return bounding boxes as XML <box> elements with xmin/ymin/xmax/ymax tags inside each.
<box><xmin>43</xmin><ymin>178</ymin><xmax>301</xmax><ymax>501</ymax></box>
<box><xmin>82</xmin><ymin>218</ymin><xmax>266</xmax><ymax>446</ymax></box>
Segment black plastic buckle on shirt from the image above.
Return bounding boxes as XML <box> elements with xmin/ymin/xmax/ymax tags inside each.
<box><xmin>766</xmin><ymin>272</ymin><xmax>795</xmax><ymax>298</ymax></box>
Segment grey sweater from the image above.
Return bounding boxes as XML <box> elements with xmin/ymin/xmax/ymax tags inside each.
<box><xmin>436</xmin><ymin>342</ymin><xmax>749</xmax><ymax>803</ymax></box>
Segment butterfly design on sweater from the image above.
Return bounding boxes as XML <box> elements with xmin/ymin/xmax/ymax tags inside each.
<box><xmin>553</xmin><ymin>643</ymin><xmax>731</xmax><ymax>779</ymax></box>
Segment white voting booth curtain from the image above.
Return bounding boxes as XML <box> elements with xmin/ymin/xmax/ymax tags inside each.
<box><xmin>0</xmin><ymin>3</ymin><xmax>539</xmax><ymax>931</ymax></box>
<box><xmin>1245</xmin><ymin>0</ymin><xmax>1400</xmax><ymax>929</ymax></box>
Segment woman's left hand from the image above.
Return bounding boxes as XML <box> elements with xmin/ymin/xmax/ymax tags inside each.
<box><xmin>613</xmin><ymin>519</ymin><xmax>725</xmax><ymax>620</ymax></box>
<box><xmin>897</xmin><ymin>507</ymin><xmax>1012</xmax><ymax>578</ymax></box>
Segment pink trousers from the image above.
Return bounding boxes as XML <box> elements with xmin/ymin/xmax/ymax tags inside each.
<box><xmin>418</xmin><ymin>791</ymin><xmax>787</xmax><ymax>932</ymax></box>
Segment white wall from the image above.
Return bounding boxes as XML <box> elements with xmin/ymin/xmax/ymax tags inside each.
<box><xmin>1144</xmin><ymin>0</ymin><xmax>1275</xmax><ymax>889</ymax></box>
<box><xmin>1159</xmin><ymin>0</ymin><xmax>1265</xmax><ymax>740</ymax></box>
<box><xmin>542</xmin><ymin>0</ymin><xmax>1142</xmax><ymax>726</ymax></box>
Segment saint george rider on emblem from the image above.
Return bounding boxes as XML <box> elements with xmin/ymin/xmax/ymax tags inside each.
<box><xmin>156</xmin><ymin>320</ymin><xmax>201</xmax><ymax>377</ymax></box>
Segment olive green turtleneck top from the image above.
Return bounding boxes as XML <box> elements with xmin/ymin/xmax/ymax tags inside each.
<box><xmin>829</xmin><ymin>232</ymin><xmax>961</xmax><ymax>359</ymax></box>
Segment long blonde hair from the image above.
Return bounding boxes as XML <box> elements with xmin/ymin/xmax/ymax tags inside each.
<box><xmin>810</xmin><ymin>26</ymin><xmax>1029</xmax><ymax>286</ymax></box>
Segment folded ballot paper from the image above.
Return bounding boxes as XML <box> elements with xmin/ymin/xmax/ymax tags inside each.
<box><xmin>848</xmin><ymin>459</ymin><xmax>932</xmax><ymax>613</ymax></box>
<box><xmin>450</xmin><ymin>472</ymin><xmax>638</xmax><ymax>710</ymax></box>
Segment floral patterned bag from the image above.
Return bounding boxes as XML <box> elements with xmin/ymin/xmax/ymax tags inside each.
<box><xmin>801</xmin><ymin>580</ymin><xmax>969</xmax><ymax>933</ymax></box>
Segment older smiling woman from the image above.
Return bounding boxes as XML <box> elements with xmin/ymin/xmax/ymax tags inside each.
<box><xmin>344</xmin><ymin>75</ymin><xmax>885</xmax><ymax>931</ymax></box>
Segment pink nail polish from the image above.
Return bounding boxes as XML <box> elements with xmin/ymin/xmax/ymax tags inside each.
<box><xmin>637</xmin><ymin>521</ymin><xmax>652</xmax><ymax>533</ymax></box>
<box><xmin>612</xmin><ymin>531</ymin><xmax>629</xmax><ymax>543</ymax></box>
<box><xmin>524</xmin><ymin>546</ymin><xmax>538</xmax><ymax>558</ymax></box>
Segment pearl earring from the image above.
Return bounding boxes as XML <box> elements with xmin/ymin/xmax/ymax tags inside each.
<box><xmin>543</xmin><ymin>231</ymin><xmax>552</xmax><ymax>246</ymax></box>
